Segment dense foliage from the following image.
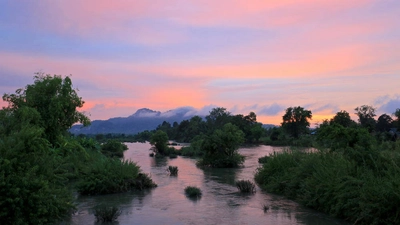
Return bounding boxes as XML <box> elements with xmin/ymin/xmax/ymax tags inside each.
<box><xmin>198</xmin><ymin>123</ymin><xmax>245</xmax><ymax>167</ymax></box>
<box><xmin>0</xmin><ymin>74</ymin><xmax>156</xmax><ymax>224</ymax></box>
<box><xmin>256</xmin><ymin>105</ymin><xmax>400</xmax><ymax>225</ymax></box>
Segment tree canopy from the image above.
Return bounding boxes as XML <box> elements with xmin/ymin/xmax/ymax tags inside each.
<box><xmin>2</xmin><ymin>73</ymin><xmax>90</xmax><ymax>145</ymax></box>
<box><xmin>281</xmin><ymin>106</ymin><xmax>312</xmax><ymax>138</ymax></box>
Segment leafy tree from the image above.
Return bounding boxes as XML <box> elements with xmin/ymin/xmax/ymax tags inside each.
<box><xmin>330</xmin><ymin>110</ymin><xmax>354</xmax><ymax>127</ymax></box>
<box><xmin>376</xmin><ymin>114</ymin><xmax>393</xmax><ymax>132</ymax></box>
<box><xmin>199</xmin><ymin>123</ymin><xmax>245</xmax><ymax>168</ymax></box>
<box><xmin>2</xmin><ymin>73</ymin><xmax>90</xmax><ymax>145</ymax></box>
<box><xmin>150</xmin><ymin>130</ymin><xmax>169</xmax><ymax>155</ymax></box>
<box><xmin>281</xmin><ymin>106</ymin><xmax>312</xmax><ymax>138</ymax></box>
<box><xmin>393</xmin><ymin>108</ymin><xmax>400</xmax><ymax>129</ymax></box>
<box><xmin>316</xmin><ymin>123</ymin><xmax>372</xmax><ymax>151</ymax></box>
<box><xmin>0</xmin><ymin>107</ymin><xmax>74</xmax><ymax>224</ymax></box>
<box><xmin>354</xmin><ymin>105</ymin><xmax>376</xmax><ymax>132</ymax></box>
<box><xmin>206</xmin><ymin>107</ymin><xmax>231</xmax><ymax>130</ymax></box>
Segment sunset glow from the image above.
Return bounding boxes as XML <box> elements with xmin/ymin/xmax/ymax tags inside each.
<box><xmin>1</xmin><ymin>0</ymin><xmax>399</xmax><ymax>125</ymax></box>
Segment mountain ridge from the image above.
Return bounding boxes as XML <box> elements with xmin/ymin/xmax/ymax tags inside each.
<box><xmin>70</xmin><ymin>107</ymin><xmax>277</xmax><ymax>135</ymax></box>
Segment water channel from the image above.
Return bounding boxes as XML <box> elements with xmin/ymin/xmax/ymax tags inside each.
<box><xmin>68</xmin><ymin>142</ymin><xmax>348</xmax><ymax>225</ymax></box>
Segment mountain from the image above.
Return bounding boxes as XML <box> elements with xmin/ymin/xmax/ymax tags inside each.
<box><xmin>69</xmin><ymin>107</ymin><xmax>199</xmax><ymax>135</ymax></box>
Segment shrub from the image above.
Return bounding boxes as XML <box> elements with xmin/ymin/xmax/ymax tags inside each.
<box><xmin>76</xmin><ymin>154</ymin><xmax>156</xmax><ymax>195</ymax></box>
<box><xmin>168</xmin><ymin>166</ymin><xmax>178</xmax><ymax>176</ymax></box>
<box><xmin>199</xmin><ymin>123</ymin><xmax>245</xmax><ymax>168</ymax></box>
<box><xmin>185</xmin><ymin>186</ymin><xmax>202</xmax><ymax>198</ymax></box>
<box><xmin>236</xmin><ymin>180</ymin><xmax>256</xmax><ymax>193</ymax></box>
<box><xmin>93</xmin><ymin>206</ymin><xmax>121</xmax><ymax>222</ymax></box>
<box><xmin>258</xmin><ymin>155</ymin><xmax>270</xmax><ymax>164</ymax></box>
<box><xmin>101</xmin><ymin>140</ymin><xmax>128</xmax><ymax>158</ymax></box>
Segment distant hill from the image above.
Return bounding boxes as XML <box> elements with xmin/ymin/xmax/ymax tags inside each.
<box><xmin>70</xmin><ymin>107</ymin><xmax>199</xmax><ymax>135</ymax></box>
<box><xmin>70</xmin><ymin>107</ymin><xmax>278</xmax><ymax>135</ymax></box>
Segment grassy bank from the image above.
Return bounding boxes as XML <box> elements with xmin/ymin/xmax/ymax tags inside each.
<box><xmin>255</xmin><ymin>144</ymin><xmax>400</xmax><ymax>225</ymax></box>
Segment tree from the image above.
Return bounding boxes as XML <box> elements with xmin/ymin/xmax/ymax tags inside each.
<box><xmin>376</xmin><ymin>114</ymin><xmax>393</xmax><ymax>132</ymax></box>
<box><xmin>0</xmin><ymin>106</ymin><xmax>74</xmax><ymax>224</ymax></box>
<box><xmin>281</xmin><ymin>106</ymin><xmax>312</xmax><ymax>138</ymax></box>
<box><xmin>206</xmin><ymin>107</ymin><xmax>231</xmax><ymax>130</ymax></box>
<box><xmin>150</xmin><ymin>130</ymin><xmax>169</xmax><ymax>155</ymax></box>
<box><xmin>393</xmin><ymin>108</ymin><xmax>400</xmax><ymax>129</ymax></box>
<box><xmin>330</xmin><ymin>110</ymin><xmax>354</xmax><ymax>127</ymax></box>
<box><xmin>2</xmin><ymin>73</ymin><xmax>90</xmax><ymax>145</ymax></box>
<box><xmin>354</xmin><ymin>105</ymin><xmax>376</xmax><ymax>132</ymax></box>
<box><xmin>200</xmin><ymin>123</ymin><xmax>245</xmax><ymax>168</ymax></box>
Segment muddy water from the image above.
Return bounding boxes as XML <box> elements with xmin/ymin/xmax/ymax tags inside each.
<box><xmin>68</xmin><ymin>142</ymin><xmax>348</xmax><ymax>225</ymax></box>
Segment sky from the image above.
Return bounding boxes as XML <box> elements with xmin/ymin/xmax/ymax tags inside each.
<box><xmin>1</xmin><ymin>0</ymin><xmax>400</xmax><ymax>126</ymax></box>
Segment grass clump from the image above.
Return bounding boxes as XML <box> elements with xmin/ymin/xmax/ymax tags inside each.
<box><xmin>184</xmin><ymin>186</ymin><xmax>202</xmax><ymax>198</ymax></box>
<box><xmin>262</xmin><ymin>204</ymin><xmax>269</xmax><ymax>213</ymax></box>
<box><xmin>167</xmin><ymin>166</ymin><xmax>178</xmax><ymax>176</ymax></box>
<box><xmin>93</xmin><ymin>206</ymin><xmax>121</xmax><ymax>222</ymax></box>
<box><xmin>236</xmin><ymin>180</ymin><xmax>256</xmax><ymax>193</ymax></box>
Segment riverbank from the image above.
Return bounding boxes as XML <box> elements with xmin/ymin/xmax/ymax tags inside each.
<box><xmin>255</xmin><ymin>144</ymin><xmax>400</xmax><ymax>225</ymax></box>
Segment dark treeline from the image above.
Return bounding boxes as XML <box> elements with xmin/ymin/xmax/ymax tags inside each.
<box><xmin>0</xmin><ymin>74</ymin><xmax>156</xmax><ymax>224</ymax></box>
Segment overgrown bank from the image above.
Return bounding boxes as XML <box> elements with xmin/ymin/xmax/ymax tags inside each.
<box><xmin>255</xmin><ymin>143</ymin><xmax>400</xmax><ymax>225</ymax></box>
<box><xmin>0</xmin><ymin>74</ymin><xmax>156</xmax><ymax>224</ymax></box>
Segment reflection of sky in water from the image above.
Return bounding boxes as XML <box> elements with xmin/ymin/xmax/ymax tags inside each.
<box><xmin>65</xmin><ymin>143</ymin><xmax>348</xmax><ymax>225</ymax></box>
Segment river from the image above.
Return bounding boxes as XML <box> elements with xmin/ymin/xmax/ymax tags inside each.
<box><xmin>67</xmin><ymin>142</ymin><xmax>348</xmax><ymax>225</ymax></box>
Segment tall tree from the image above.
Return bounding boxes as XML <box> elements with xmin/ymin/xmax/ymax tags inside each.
<box><xmin>200</xmin><ymin>123</ymin><xmax>245</xmax><ymax>168</ymax></box>
<box><xmin>2</xmin><ymin>73</ymin><xmax>90</xmax><ymax>145</ymax></box>
<box><xmin>354</xmin><ymin>105</ymin><xmax>376</xmax><ymax>132</ymax></box>
<box><xmin>150</xmin><ymin>130</ymin><xmax>169</xmax><ymax>155</ymax></box>
<box><xmin>281</xmin><ymin>106</ymin><xmax>312</xmax><ymax>138</ymax></box>
<box><xmin>393</xmin><ymin>108</ymin><xmax>400</xmax><ymax>129</ymax></box>
<box><xmin>330</xmin><ymin>110</ymin><xmax>354</xmax><ymax>127</ymax></box>
<box><xmin>206</xmin><ymin>107</ymin><xmax>231</xmax><ymax>130</ymax></box>
<box><xmin>376</xmin><ymin>114</ymin><xmax>393</xmax><ymax>132</ymax></box>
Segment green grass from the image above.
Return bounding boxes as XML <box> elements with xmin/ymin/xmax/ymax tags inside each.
<box><xmin>185</xmin><ymin>186</ymin><xmax>202</xmax><ymax>198</ymax></box>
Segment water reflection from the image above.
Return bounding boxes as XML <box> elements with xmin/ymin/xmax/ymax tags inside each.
<box><xmin>65</xmin><ymin>142</ymin><xmax>348</xmax><ymax>225</ymax></box>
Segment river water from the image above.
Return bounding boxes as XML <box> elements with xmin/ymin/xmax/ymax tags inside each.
<box><xmin>68</xmin><ymin>142</ymin><xmax>348</xmax><ymax>225</ymax></box>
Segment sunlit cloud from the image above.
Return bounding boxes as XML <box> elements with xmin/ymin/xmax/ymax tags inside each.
<box><xmin>1</xmin><ymin>0</ymin><xmax>399</xmax><ymax>125</ymax></box>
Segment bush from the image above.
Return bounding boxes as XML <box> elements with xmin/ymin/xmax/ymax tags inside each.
<box><xmin>76</xmin><ymin>154</ymin><xmax>156</xmax><ymax>195</ymax></box>
<box><xmin>236</xmin><ymin>180</ymin><xmax>256</xmax><ymax>193</ymax></box>
<box><xmin>168</xmin><ymin>166</ymin><xmax>178</xmax><ymax>176</ymax></box>
<box><xmin>93</xmin><ymin>206</ymin><xmax>121</xmax><ymax>222</ymax></box>
<box><xmin>101</xmin><ymin>140</ymin><xmax>128</xmax><ymax>158</ymax></box>
<box><xmin>258</xmin><ymin>155</ymin><xmax>270</xmax><ymax>164</ymax></box>
<box><xmin>185</xmin><ymin>186</ymin><xmax>202</xmax><ymax>198</ymax></box>
<box><xmin>199</xmin><ymin>123</ymin><xmax>245</xmax><ymax>168</ymax></box>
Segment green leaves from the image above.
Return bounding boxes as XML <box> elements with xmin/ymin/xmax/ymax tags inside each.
<box><xmin>281</xmin><ymin>106</ymin><xmax>312</xmax><ymax>138</ymax></box>
<box><xmin>3</xmin><ymin>73</ymin><xmax>90</xmax><ymax>146</ymax></box>
<box><xmin>199</xmin><ymin>123</ymin><xmax>245</xmax><ymax>168</ymax></box>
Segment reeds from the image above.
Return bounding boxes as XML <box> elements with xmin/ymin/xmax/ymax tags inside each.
<box><xmin>236</xmin><ymin>180</ymin><xmax>256</xmax><ymax>193</ymax></box>
<box><xmin>93</xmin><ymin>206</ymin><xmax>121</xmax><ymax>222</ymax></box>
<box><xmin>168</xmin><ymin>166</ymin><xmax>178</xmax><ymax>176</ymax></box>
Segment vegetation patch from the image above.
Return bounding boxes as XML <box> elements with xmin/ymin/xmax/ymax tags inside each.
<box><xmin>255</xmin><ymin>147</ymin><xmax>400</xmax><ymax>225</ymax></box>
<box><xmin>101</xmin><ymin>140</ymin><xmax>128</xmax><ymax>158</ymax></box>
<box><xmin>93</xmin><ymin>205</ymin><xmax>121</xmax><ymax>222</ymax></box>
<box><xmin>167</xmin><ymin>166</ymin><xmax>178</xmax><ymax>176</ymax></box>
<box><xmin>236</xmin><ymin>180</ymin><xmax>256</xmax><ymax>193</ymax></box>
<box><xmin>185</xmin><ymin>186</ymin><xmax>202</xmax><ymax>198</ymax></box>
